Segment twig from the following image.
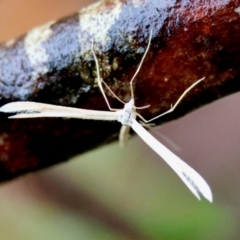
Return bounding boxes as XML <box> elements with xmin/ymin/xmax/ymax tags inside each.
<box><xmin>0</xmin><ymin>0</ymin><xmax>239</xmax><ymax>182</ymax></box>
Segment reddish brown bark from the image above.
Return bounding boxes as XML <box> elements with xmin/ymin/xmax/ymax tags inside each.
<box><xmin>0</xmin><ymin>0</ymin><xmax>239</xmax><ymax>182</ymax></box>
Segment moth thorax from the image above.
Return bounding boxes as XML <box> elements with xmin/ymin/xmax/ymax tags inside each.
<box><xmin>117</xmin><ymin>99</ymin><xmax>136</xmax><ymax>126</ymax></box>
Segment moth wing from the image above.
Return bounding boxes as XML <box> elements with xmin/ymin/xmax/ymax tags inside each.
<box><xmin>0</xmin><ymin>101</ymin><xmax>119</xmax><ymax>121</ymax></box>
<box><xmin>131</xmin><ymin>119</ymin><xmax>212</xmax><ymax>202</ymax></box>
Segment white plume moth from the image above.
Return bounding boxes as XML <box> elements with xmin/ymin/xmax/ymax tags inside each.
<box><xmin>0</xmin><ymin>30</ymin><xmax>212</xmax><ymax>202</ymax></box>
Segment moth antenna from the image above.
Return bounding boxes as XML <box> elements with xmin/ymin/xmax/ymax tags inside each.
<box><xmin>129</xmin><ymin>28</ymin><xmax>153</xmax><ymax>100</ymax></box>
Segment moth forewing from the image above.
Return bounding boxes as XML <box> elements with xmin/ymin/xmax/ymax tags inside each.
<box><xmin>131</xmin><ymin>119</ymin><xmax>213</xmax><ymax>202</ymax></box>
<box><xmin>0</xmin><ymin>101</ymin><xmax>120</xmax><ymax>121</ymax></box>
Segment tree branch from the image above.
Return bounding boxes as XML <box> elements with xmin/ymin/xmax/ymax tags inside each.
<box><xmin>0</xmin><ymin>0</ymin><xmax>239</xmax><ymax>182</ymax></box>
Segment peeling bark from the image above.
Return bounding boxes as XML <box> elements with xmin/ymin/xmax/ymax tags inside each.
<box><xmin>0</xmin><ymin>0</ymin><xmax>239</xmax><ymax>182</ymax></box>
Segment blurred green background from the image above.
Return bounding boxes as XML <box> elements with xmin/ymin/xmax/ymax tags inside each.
<box><xmin>0</xmin><ymin>0</ymin><xmax>239</xmax><ymax>239</ymax></box>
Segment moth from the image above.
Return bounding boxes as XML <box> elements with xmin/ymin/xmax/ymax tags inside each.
<box><xmin>0</xmin><ymin>30</ymin><xmax>213</xmax><ymax>202</ymax></box>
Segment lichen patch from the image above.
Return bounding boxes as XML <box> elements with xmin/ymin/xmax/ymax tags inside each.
<box><xmin>5</xmin><ymin>38</ymin><xmax>16</xmax><ymax>47</ymax></box>
<box><xmin>78</xmin><ymin>0</ymin><xmax>123</xmax><ymax>55</ymax></box>
<box><xmin>234</xmin><ymin>6</ymin><xmax>240</xmax><ymax>15</ymax></box>
<box><xmin>24</xmin><ymin>21</ymin><xmax>55</xmax><ymax>78</ymax></box>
